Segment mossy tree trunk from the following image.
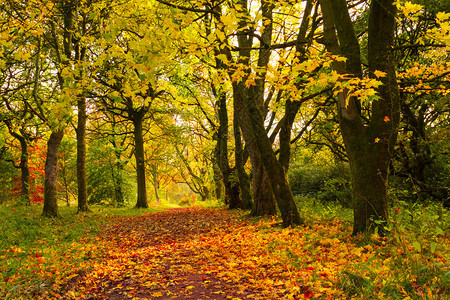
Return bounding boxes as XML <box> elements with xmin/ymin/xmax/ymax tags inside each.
<box><xmin>133</xmin><ymin>110</ymin><xmax>148</xmax><ymax>208</ymax></box>
<box><xmin>319</xmin><ymin>0</ymin><xmax>400</xmax><ymax>234</ymax></box>
<box><xmin>42</xmin><ymin>130</ymin><xmax>64</xmax><ymax>217</ymax></box>
<box><xmin>233</xmin><ymin>111</ymin><xmax>252</xmax><ymax>210</ymax></box>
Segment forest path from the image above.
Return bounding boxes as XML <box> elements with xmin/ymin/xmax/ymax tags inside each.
<box><xmin>63</xmin><ymin>207</ymin><xmax>273</xmax><ymax>299</ymax></box>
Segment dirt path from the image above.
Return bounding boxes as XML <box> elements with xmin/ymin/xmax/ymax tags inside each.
<box><xmin>63</xmin><ymin>208</ymin><xmax>266</xmax><ymax>299</ymax></box>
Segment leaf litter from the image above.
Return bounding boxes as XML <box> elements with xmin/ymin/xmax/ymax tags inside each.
<box><xmin>7</xmin><ymin>207</ymin><xmax>446</xmax><ymax>299</ymax></box>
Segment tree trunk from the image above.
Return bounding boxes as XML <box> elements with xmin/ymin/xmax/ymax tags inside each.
<box><xmin>133</xmin><ymin>112</ymin><xmax>148</xmax><ymax>208</ymax></box>
<box><xmin>233</xmin><ymin>81</ymin><xmax>276</xmax><ymax>215</ymax></box>
<box><xmin>233</xmin><ymin>111</ymin><xmax>252</xmax><ymax>210</ymax></box>
<box><xmin>279</xmin><ymin>99</ymin><xmax>302</xmax><ymax>171</ymax></box>
<box><xmin>320</xmin><ymin>0</ymin><xmax>400</xmax><ymax>234</ymax></box>
<box><xmin>111</xmin><ymin>159</ymin><xmax>125</xmax><ymax>206</ymax></box>
<box><xmin>17</xmin><ymin>134</ymin><xmax>30</xmax><ymax>205</ymax></box>
<box><xmin>77</xmin><ymin>94</ymin><xmax>89</xmax><ymax>212</ymax></box>
<box><xmin>151</xmin><ymin>164</ymin><xmax>160</xmax><ymax>205</ymax></box>
<box><xmin>4</xmin><ymin>122</ymin><xmax>31</xmax><ymax>205</ymax></box>
<box><xmin>215</xmin><ymin>91</ymin><xmax>242</xmax><ymax>208</ymax></box>
<box><xmin>240</xmin><ymin>83</ymin><xmax>303</xmax><ymax>227</ymax></box>
<box><xmin>42</xmin><ymin>130</ymin><xmax>64</xmax><ymax>217</ymax></box>
<box><xmin>110</xmin><ymin>121</ymin><xmax>125</xmax><ymax>206</ymax></box>
<box><xmin>212</xmin><ymin>156</ymin><xmax>223</xmax><ymax>200</ymax></box>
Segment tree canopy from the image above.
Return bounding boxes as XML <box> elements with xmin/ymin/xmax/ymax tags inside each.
<box><xmin>0</xmin><ymin>0</ymin><xmax>448</xmax><ymax>229</ymax></box>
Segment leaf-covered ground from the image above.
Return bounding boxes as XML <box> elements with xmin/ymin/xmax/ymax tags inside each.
<box><xmin>2</xmin><ymin>207</ymin><xmax>448</xmax><ymax>299</ymax></box>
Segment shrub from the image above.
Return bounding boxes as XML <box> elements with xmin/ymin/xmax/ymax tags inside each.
<box><xmin>288</xmin><ymin>162</ymin><xmax>352</xmax><ymax>207</ymax></box>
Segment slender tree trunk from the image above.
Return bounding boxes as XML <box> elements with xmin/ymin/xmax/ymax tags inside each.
<box><xmin>215</xmin><ymin>91</ymin><xmax>241</xmax><ymax>208</ymax></box>
<box><xmin>77</xmin><ymin>94</ymin><xmax>89</xmax><ymax>212</ymax></box>
<box><xmin>18</xmin><ymin>135</ymin><xmax>30</xmax><ymax>205</ymax></box>
<box><xmin>10</xmin><ymin>134</ymin><xmax>31</xmax><ymax>205</ymax></box>
<box><xmin>151</xmin><ymin>164</ymin><xmax>160</xmax><ymax>205</ymax></box>
<box><xmin>110</xmin><ymin>121</ymin><xmax>125</xmax><ymax>206</ymax></box>
<box><xmin>279</xmin><ymin>99</ymin><xmax>302</xmax><ymax>171</ymax></box>
<box><xmin>115</xmin><ymin>161</ymin><xmax>125</xmax><ymax>205</ymax></box>
<box><xmin>4</xmin><ymin>122</ymin><xmax>31</xmax><ymax>205</ymax></box>
<box><xmin>133</xmin><ymin>113</ymin><xmax>148</xmax><ymax>208</ymax></box>
<box><xmin>42</xmin><ymin>130</ymin><xmax>64</xmax><ymax>217</ymax></box>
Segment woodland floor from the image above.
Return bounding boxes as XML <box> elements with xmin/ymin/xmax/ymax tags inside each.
<box><xmin>5</xmin><ymin>206</ymin><xmax>446</xmax><ymax>299</ymax></box>
<box><xmin>62</xmin><ymin>207</ymin><xmax>283</xmax><ymax>299</ymax></box>
<box><xmin>63</xmin><ymin>208</ymin><xmax>262</xmax><ymax>299</ymax></box>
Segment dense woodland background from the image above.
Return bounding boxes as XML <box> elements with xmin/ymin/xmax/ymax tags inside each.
<box><xmin>0</xmin><ymin>0</ymin><xmax>449</xmax><ymax>231</ymax></box>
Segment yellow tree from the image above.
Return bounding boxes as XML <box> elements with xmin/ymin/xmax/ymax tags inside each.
<box><xmin>90</xmin><ymin>0</ymin><xmax>186</xmax><ymax>208</ymax></box>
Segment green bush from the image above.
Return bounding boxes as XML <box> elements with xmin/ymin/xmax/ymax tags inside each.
<box><xmin>288</xmin><ymin>162</ymin><xmax>352</xmax><ymax>207</ymax></box>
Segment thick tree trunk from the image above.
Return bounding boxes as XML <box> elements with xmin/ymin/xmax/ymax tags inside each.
<box><xmin>42</xmin><ymin>130</ymin><xmax>64</xmax><ymax>217</ymax></box>
<box><xmin>133</xmin><ymin>113</ymin><xmax>148</xmax><ymax>208</ymax></box>
<box><xmin>233</xmin><ymin>81</ymin><xmax>276</xmax><ymax>215</ymax></box>
<box><xmin>233</xmin><ymin>111</ymin><xmax>252</xmax><ymax>210</ymax></box>
<box><xmin>241</xmin><ymin>85</ymin><xmax>303</xmax><ymax>227</ymax></box>
<box><xmin>320</xmin><ymin>0</ymin><xmax>400</xmax><ymax>234</ymax></box>
<box><xmin>252</xmin><ymin>165</ymin><xmax>276</xmax><ymax>216</ymax></box>
<box><xmin>77</xmin><ymin>95</ymin><xmax>89</xmax><ymax>212</ymax></box>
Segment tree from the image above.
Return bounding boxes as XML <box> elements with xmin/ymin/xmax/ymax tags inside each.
<box><xmin>319</xmin><ymin>0</ymin><xmax>401</xmax><ymax>234</ymax></box>
<box><xmin>91</xmin><ymin>0</ymin><xmax>183</xmax><ymax>208</ymax></box>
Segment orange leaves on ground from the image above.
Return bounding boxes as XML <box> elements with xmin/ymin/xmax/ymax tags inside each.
<box><xmin>6</xmin><ymin>208</ymin><xmax>446</xmax><ymax>299</ymax></box>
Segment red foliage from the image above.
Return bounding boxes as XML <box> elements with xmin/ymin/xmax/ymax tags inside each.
<box><xmin>9</xmin><ymin>138</ymin><xmax>47</xmax><ymax>204</ymax></box>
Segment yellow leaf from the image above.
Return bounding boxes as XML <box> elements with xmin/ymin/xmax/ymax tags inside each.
<box><xmin>374</xmin><ymin>138</ymin><xmax>380</xmax><ymax>143</ymax></box>
<box><xmin>374</xmin><ymin>70</ymin><xmax>387</xmax><ymax>78</ymax></box>
<box><xmin>213</xmin><ymin>290</ymin><xmax>225</xmax><ymax>294</ymax></box>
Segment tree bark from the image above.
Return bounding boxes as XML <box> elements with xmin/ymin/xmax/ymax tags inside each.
<box><xmin>112</xmin><ymin>158</ymin><xmax>125</xmax><ymax>206</ymax></box>
<box><xmin>233</xmin><ymin>81</ymin><xmax>276</xmax><ymax>216</ymax></box>
<box><xmin>212</xmin><ymin>156</ymin><xmax>223</xmax><ymax>200</ymax></box>
<box><xmin>77</xmin><ymin>94</ymin><xmax>89</xmax><ymax>212</ymax></box>
<box><xmin>279</xmin><ymin>99</ymin><xmax>302</xmax><ymax>171</ymax></box>
<box><xmin>151</xmin><ymin>164</ymin><xmax>160</xmax><ymax>205</ymax></box>
<box><xmin>233</xmin><ymin>111</ymin><xmax>252</xmax><ymax>210</ymax></box>
<box><xmin>215</xmin><ymin>90</ymin><xmax>242</xmax><ymax>208</ymax></box>
<box><xmin>241</xmin><ymin>84</ymin><xmax>303</xmax><ymax>226</ymax></box>
<box><xmin>42</xmin><ymin>130</ymin><xmax>64</xmax><ymax>217</ymax></box>
<box><xmin>133</xmin><ymin>111</ymin><xmax>148</xmax><ymax>208</ymax></box>
<box><xmin>320</xmin><ymin>0</ymin><xmax>400</xmax><ymax>234</ymax></box>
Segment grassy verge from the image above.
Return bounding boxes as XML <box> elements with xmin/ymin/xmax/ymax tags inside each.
<box><xmin>0</xmin><ymin>204</ymin><xmax>170</xmax><ymax>299</ymax></box>
<box><xmin>293</xmin><ymin>197</ymin><xmax>449</xmax><ymax>299</ymax></box>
